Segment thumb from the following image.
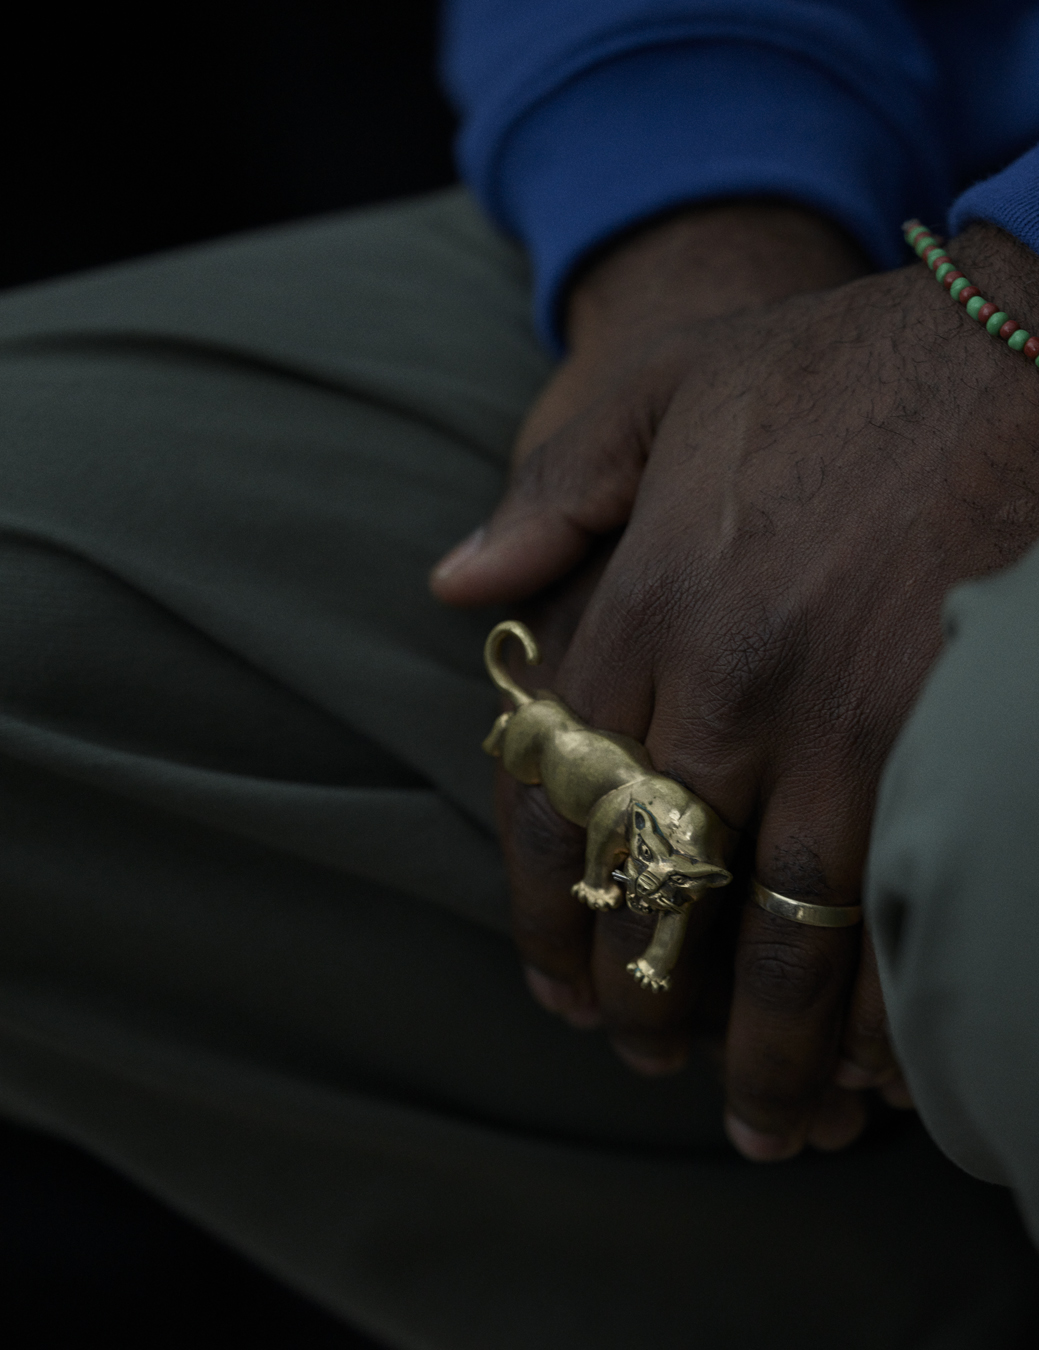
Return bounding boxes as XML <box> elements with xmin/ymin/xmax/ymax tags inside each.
<box><xmin>430</xmin><ymin>392</ymin><xmax>657</xmax><ymax>608</ymax></box>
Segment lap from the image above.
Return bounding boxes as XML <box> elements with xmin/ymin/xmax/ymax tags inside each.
<box><xmin>0</xmin><ymin>187</ymin><xmax>730</xmax><ymax>1146</ymax></box>
<box><xmin>0</xmin><ymin>189</ymin><xmax>550</xmax><ymax>831</ymax></box>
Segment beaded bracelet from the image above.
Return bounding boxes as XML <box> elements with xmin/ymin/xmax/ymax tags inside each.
<box><xmin>903</xmin><ymin>219</ymin><xmax>1039</xmax><ymax>367</ymax></box>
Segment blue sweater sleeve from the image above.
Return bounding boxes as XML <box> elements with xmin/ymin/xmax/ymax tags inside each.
<box><xmin>442</xmin><ymin>0</ymin><xmax>949</xmax><ymax>346</ymax></box>
<box><xmin>943</xmin><ymin>5</ymin><xmax>1039</xmax><ymax>259</ymax></box>
<box><xmin>442</xmin><ymin>0</ymin><xmax>1039</xmax><ymax>349</ymax></box>
<box><xmin>950</xmin><ymin>144</ymin><xmax>1039</xmax><ymax>260</ymax></box>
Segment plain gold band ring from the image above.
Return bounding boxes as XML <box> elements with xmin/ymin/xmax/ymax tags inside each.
<box><xmin>752</xmin><ymin>880</ymin><xmax>863</xmax><ymax>928</ymax></box>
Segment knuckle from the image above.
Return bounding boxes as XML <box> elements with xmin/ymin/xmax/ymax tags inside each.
<box><xmin>693</xmin><ymin>598</ymin><xmax>802</xmax><ymax>739</ymax></box>
<box><xmin>737</xmin><ymin>932</ymin><xmax>835</xmax><ymax>1016</ymax></box>
<box><xmin>595</xmin><ymin>566</ymin><xmax>674</xmax><ymax>654</ymax></box>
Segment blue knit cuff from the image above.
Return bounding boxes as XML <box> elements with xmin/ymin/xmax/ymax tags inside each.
<box><xmin>948</xmin><ymin>142</ymin><xmax>1039</xmax><ymax>258</ymax></box>
<box><xmin>488</xmin><ymin>43</ymin><xmax>946</xmax><ymax>349</ymax></box>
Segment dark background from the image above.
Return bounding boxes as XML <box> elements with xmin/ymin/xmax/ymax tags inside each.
<box><xmin>1</xmin><ymin>4</ymin><xmax>452</xmax><ymax>1345</ymax></box>
<box><xmin>2</xmin><ymin>2</ymin><xmax>457</xmax><ymax>292</ymax></box>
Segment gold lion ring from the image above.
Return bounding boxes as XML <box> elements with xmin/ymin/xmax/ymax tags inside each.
<box><xmin>482</xmin><ymin>620</ymin><xmax>736</xmax><ymax>992</ymax></box>
<box><xmin>751</xmin><ymin>880</ymin><xmax>863</xmax><ymax>927</ymax></box>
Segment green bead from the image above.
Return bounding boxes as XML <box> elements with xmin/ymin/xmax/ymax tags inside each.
<box><xmin>905</xmin><ymin>224</ymin><xmax>926</xmax><ymax>244</ymax></box>
<box><xmin>935</xmin><ymin>261</ymin><xmax>955</xmax><ymax>282</ymax></box>
<box><xmin>949</xmin><ymin>277</ymin><xmax>971</xmax><ymax>300</ymax></box>
<box><xmin>1008</xmin><ymin>329</ymin><xmax>1031</xmax><ymax>351</ymax></box>
<box><xmin>1034</xmin><ymin>355</ymin><xmax>1039</xmax><ymax>368</ymax></box>
<box><xmin>986</xmin><ymin>311</ymin><xmax>1009</xmax><ymax>335</ymax></box>
<box><xmin>928</xmin><ymin>251</ymin><xmax>949</xmax><ymax>269</ymax></box>
<box><xmin>966</xmin><ymin>295</ymin><xmax>987</xmax><ymax>320</ymax></box>
<box><xmin>915</xmin><ymin>236</ymin><xmax>935</xmax><ymax>256</ymax></box>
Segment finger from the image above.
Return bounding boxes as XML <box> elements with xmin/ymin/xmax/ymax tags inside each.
<box><xmin>724</xmin><ymin>783</ymin><xmax>869</xmax><ymax>1161</ymax></box>
<box><xmin>494</xmin><ymin>545</ymin><xmax>660</xmax><ymax>1033</ymax></box>
<box><xmin>498</xmin><ymin>773</ymin><xmax>599</xmax><ymax>1028</ymax></box>
<box><xmin>725</xmin><ymin>902</ymin><xmax>859</xmax><ymax>1160</ymax></box>
<box><xmin>494</xmin><ymin>561</ymin><xmax>643</xmax><ymax>1030</ymax></box>
<box><xmin>549</xmin><ymin>588</ymin><xmax>746</xmax><ymax>1077</ymax></box>
<box><xmin>593</xmin><ymin>893</ymin><xmax>722</xmax><ymax>1075</ymax></box>
<box><xmin>430</xmin><ymin>388</ymin><xmax>658</xmax><ymax>608</ymax></box>
<box><xmin>832</xmin><ymin>931</ymin><xmax>901</xmax><ymax>1089</ymax></box>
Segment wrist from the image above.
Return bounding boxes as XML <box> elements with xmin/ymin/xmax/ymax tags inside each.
<box><xmin>894</xmin><ymin>221</ymin><xmax>1039</xmax><ymax>553</ymax></box>
<box><xmin>899</xmin><ymin>221</ymin><xmax>1039</xmax><ymax>430</ymax></box>
<box><xmin>935</xmin><ymin>224</ymin><xmax>1039</xmax><ymax>359</ymax></box>
<box><xmin>565</xmin><ymin>199</ymin><xmax>871</xmax><ymax>353</ymax></box>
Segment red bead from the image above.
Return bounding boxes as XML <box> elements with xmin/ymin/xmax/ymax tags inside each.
<box><xmin>958</xmin><ymin>286</ymin><xmax>981</xmax><ymax>305</ymax></box>
<box><xmin>1024</xmin><ymin>337</ymin><xmax>1039</xmax><ymax>361</ymax></box>
<box><xmin>942</xmin><ymin>271</ymin><xmax>964</xmax><ymax>290</ymax></box>
<box><xmin>999</xmin><ymin>319</ymin><xmax>1020</xmax><ymax>340</ymax></box>
<box><xmin>977</xmin><ymin>302</ymin><xmax>999</xmax><ymax>323</ymax></box>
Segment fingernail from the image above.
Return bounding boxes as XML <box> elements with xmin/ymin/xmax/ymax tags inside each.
<box><xmin>432</xmin><ymin>525</ymin><xmax>485</xmax><ymax>581</ymax></box>
<box><xmin>523</xmin><ymin>966</ymin><xmax>601</xmax><ymax>1029</ymax></box>
<box><xmin>611</xmin><ymin>1040</ymin><xmax>687</xmax><ymax>1077</ymax></box>
<box><xmin>725</xmin><ymin>1113</ymin><xmax>803</xmax><ymax>1162</ymax></box>
<box><xmin>832</xmin><ymin>1058</ymin><xmax>884</xmax><ymax>1090</ymax></box>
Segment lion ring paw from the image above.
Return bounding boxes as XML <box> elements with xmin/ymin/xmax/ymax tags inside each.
<box><xmin>626</xmin><ymin>958</ymin><xmax>671</xmax><ymax>993</ymax></box>
<box><xmin>571</xmin><ymin>880</ymin><xmax>622</xmax><ymax>911</ymax></box>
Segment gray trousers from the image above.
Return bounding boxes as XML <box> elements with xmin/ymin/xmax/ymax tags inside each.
<box><xmin>0</xmin><ymin>190</ymin><xmax>1035</xmax><ymax>1348</ymax></box>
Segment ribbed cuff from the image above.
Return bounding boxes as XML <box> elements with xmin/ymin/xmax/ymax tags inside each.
<box><xmin>491</xmin><ymin>43</ymin><xmax>945</xmax><ymax>349</ymax></box>
<box><xmin>948</xmin><ymin>141</ymin><xmax>1039</xmax><ymax>257</ymax></box>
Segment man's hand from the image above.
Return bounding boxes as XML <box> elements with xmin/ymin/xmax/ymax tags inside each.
<box><xmin>433</xmin><ymin>200</ymin><xmax>871</xmax><ymax>602</ymax></box>
<box><xmin>434</xmin><ymin>213</ymin><xmax>1039</xmax><ymax>1160</ymax></box>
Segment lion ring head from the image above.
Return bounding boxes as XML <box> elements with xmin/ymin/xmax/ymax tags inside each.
<box><xmin>621</xmin><ymin>801</ymin><xmax>728</xmax><ymax>914</ymax></box>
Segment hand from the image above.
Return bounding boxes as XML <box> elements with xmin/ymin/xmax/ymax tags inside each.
<box><xmin>433</xmin><ymin>202</ymin><xmax>888</xmax><ymax>1132</ymax></box>
<box><xmin>435</xmin><ymin>200</ymin><xmax>889</xmax><ymax>1133</ymax></box>
<box><xmin>435</xmin><ymin>221</ymin><xmax>1039</xmax><ymax>1159</ymax></box>
<box><xmin>434</xmin><ymin>200</ymin><xmax>871</xmax><ymax>603</ymax></box>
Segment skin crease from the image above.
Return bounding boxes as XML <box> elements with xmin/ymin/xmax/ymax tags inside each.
<box><xmin>432</xmin><ymin>203</ymin><xmax>1039</xmax><ymax>1160</ymax></box>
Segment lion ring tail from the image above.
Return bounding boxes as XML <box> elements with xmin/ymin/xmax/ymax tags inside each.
<box><xmin>483</xmin><ymin>620</ymin><xmax>541</xmax><ymax>709</ymax></box>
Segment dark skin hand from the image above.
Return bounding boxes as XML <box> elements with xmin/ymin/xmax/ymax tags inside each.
<box><xmin>432</xmin><ymin>205</ymin><xmax>1039</xmax><ymax>1160</ymax></box>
